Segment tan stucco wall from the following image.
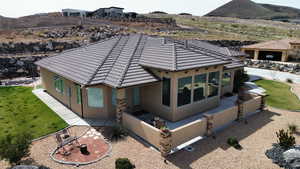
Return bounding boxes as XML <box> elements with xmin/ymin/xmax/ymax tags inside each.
<box><xmin>171</xmin><ymin>118</ymin><xmax>207</xmax><ymax>149</ymax></box>
<box><xmin>40</xmin><ymin>67</ymin><xmax>116</xmax><ymax>120</ymax></box>
<box><xmin>40</xmin><ymin>68</ymin><xmax>82</xmax><ymax>116</ymax></box>
<box><xmin>122</xmin><ymin>112</ymin><xmax>161</xmax><ymax>148</ymax></box>
<box><xmin>243</xmin><ymin>96</ymin><xmax>261</xmax><ymax>117</ymax></box>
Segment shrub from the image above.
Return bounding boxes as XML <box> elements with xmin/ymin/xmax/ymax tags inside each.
<box><xmin>115</xmin><ymin>158</ymin><xmax>135</xmax><ymax>169</ymax></box>
<box><xmin>276</xmin><ymin>129</ymin><xmax>296</xmax><ymax>149</ymax></box>
<box><xmin>0</xmin><ymin>132</ymin><xmax>33</xmax><ymax>165</ymax></box>
<box><xmin>111</xmin><ymin>125</ymin><xmax>128</xmax><ymax>141</ymax></box>
<box><xmin>286</xmin><ymin>78</ymin><xmax>293</xmax><ymax>84</ymax></box>
<box><xmin>227</xmin><ymin>137</ymin><xmax>242</xmax><ymax>150</ymax></box>
<box><xmin>288</xmin><ymin>123</ymin><xmax>298</xmax><ymax>134</ymax></box>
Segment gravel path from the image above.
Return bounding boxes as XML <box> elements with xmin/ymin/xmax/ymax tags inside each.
<box><xmin>1</xmin><ymin>107</ymin><xmax>300</xmax><ymax>169</ymax></box>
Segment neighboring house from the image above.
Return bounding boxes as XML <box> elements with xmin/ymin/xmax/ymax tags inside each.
<box><xmin>241</xmin><ymin>38</ymin><xmax>300</xmax><ymax>62</ymax></box>
<box><xmin>35</xmin><ymin>34</ymin><xmax>246</xmax><ymax>123</ymax></box>
<box><xmin>92</xmin><ymin>7</ymin><xmax>124</xmax><ymax>18</ymax></box>
<box><xmin>62</xmin><ymin>9</ymin><xmax>90</xmax><ymax>17</ymax></box>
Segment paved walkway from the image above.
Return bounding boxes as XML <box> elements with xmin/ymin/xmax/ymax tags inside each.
<box><xmin>33</xmin><ymin>89</ymin><xmax>90</xmax><ymax>126</ymax></box>
<box><xmin>33</xmin><ymin>89</ymin><xmax>115</xmax><ymax>126</ymax></box>
<box><xmin>245</xmin><ymin>67</ymin><xmax>300</xmax><ymax>84</ymax></box>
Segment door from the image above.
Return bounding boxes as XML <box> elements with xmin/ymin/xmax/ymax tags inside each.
<box><xmin>132</xmin><ymin>87</ymin><xmax>140</xmax><ymax>106</ymax></box>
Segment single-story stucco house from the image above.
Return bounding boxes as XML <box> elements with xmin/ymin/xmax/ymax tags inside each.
<box><xmin>36</xmin><ymin>34</ymin><xmax>265</xmax><ymax>154</ymax></box>
<box><xmin>241</xmin><ymin>38</ymin><xmax>300</xmax><ymax>62</ymax></box>
<box><xmin>36</xmin><ymin>34</ymin><xmax>246</xmax><ymax>122</ymax></box>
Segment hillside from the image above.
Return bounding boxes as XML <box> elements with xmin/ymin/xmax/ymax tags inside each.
<box><xmin>146</xmin><ymin>14</ymin><xmax>300</xmax><ymax>41</ymax></box>
<box><xmin>205</xmin><ymin>0</ymin><xmax>300</xmax><ymax>20</ymax></box>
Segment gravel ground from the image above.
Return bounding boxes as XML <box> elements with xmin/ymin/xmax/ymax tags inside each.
<box><xmin>1</xmin><ymin>107</ymin><xmax>300</xmax><ymax>169</ymax></box>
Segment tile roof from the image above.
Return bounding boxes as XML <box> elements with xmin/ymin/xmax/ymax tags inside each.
<box><xmin>242</xmin><ymin>38</ymin><xmax>300</xmax><ymax>50</ymax></box>
<box><xmin>36</xmin><ymin>34</ymin><xmax>244</xmax><ymax>88</ymax></box>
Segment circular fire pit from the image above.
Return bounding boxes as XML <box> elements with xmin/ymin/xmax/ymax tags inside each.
<box><xmin>50</xmin><ymin>129</ymin><xmax>111</xmax><ymax>166</ymax></box>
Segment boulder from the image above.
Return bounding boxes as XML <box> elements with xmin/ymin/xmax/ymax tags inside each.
<box><xmin>283</xmin><ymin>147</ymin><xmax>300</xmax><ymax>169</ymax></box>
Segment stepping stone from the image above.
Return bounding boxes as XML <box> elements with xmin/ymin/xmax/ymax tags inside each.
<box><xmin>91</xmin><ymin>128</ymin><xmax>96</xmax><ymax>132</ymax></box>
<box><xmin>83</xmin><ymin>135</ymin><xmax>88</xmax><ymax>138</ymax></box>
<box><xmin>94</xmin><ymin>136</ymin><xmax>99</xmax><ymax>140</ymax></box>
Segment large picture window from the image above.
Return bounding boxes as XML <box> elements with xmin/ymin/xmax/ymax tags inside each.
<box><xmin>194</xmin><ymin>74</ymin><xmax>206</xmax><ymax>102</ymax></box>
<box><xmin>87</xmin><ymin>88</ymin><xmax>104</xmax><ymax>108</ymax></box>
<box><xmin>54</xmin><ymin>76</ymin><xmax>64</xmax><ymax>94</ymax></box>
<box><xmin>222</xmin><ymin>72</ymin><xmax>232</xmax><ymax>87</ymax></box>
<box><xmin>162</xmin><ymin>78</ymin><xmax>171</xmax><ymax>106</ymax></box>
<box><xmin>177</xmin><ymin>76</ymin><xmax>192</xmax><ymax>107</ymax></box>
<box><xmin>208</xmin><ymin>71</ymin><xmax>220</xmax><ymax>98</ymax></box>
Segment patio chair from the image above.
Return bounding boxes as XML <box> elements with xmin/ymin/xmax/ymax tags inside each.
<box><xmin>55</xmin><ymin>133</ymin><xmax>70</xmax><ymax>156</ymax></box>
<box><xmin>61</xmin><ymin>128</ymin><xmax>80</xmax><ymax>146</ymax></box>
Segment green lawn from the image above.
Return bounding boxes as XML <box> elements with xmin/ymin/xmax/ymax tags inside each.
<box><xmin>0</xmin><ymin>86</ymin><xmax>67</xmax><ymax>139</ymax></box>
<box><xmin>255</xmin><ymin>80</ymin><xmax>300</xmax><ymax>111</ymax></box>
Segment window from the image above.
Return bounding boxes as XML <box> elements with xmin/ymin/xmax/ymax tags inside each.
<box><xmin>208</xmin><ymin>71</ymin><xmax>220</xmax><ymax>97</ymax></box>
<box><xmin>194</xmin><ymin>74</ymin><xmax>206</xmax><ymax>102</ymax></box>
<box><xmin>112</xmin><ymin>88</ymin><xmax>117</xmax><ymax>106</ymax></box>
<box><xmin>162</xmin><ymin>78</ymin><xmax>171</xmax><ymax>106</ymax></box>
<box><xmin>222</xmin><ymin>72</ymin><xmax>232</xmax><ymax>87</ymax></box>
<box><xmin>54</xmin><ymin>76</ymin><xmax>64</xmax><ymax>94</ymax></box>
<box><xmin>87</xmin><ymin>88</ymin><xmax>104</xmax><ymax>108</ymax></box>
<box><xmin>177</xmin><ymin>76</ymin><xmax>192</xmax><ymax>107</ymax></box>
<box><xmin>76</xmin><ymin>85</ymin><xmax>81</xmax><ymax>104</ymax></box>
<box><xmin>133</xmin><ymin>87</ymin><xmax>140</xmax><ymax>106</ymax></box>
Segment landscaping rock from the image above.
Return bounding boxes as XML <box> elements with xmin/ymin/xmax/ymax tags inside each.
<box><xmin>283</xmin><ymin>146</ymin><xmax>300</xmax><ymax>169</ymax></box>
<box><xmin>266</xmin><ymin>144</ymin><xmax>300</xmax><ymax>169</ymax></box>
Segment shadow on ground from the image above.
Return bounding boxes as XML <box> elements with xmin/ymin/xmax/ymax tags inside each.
<box><xmin>165</xmin><ymin>109</ymin><xmax>280</xmax><ymax>169</ymax></box>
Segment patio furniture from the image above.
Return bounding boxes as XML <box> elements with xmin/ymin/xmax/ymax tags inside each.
<box><xmin>80</xmin><ymin>144</ymin><xmax>89</xmax><ymax>155</ymax></box>
<box><xmin>54</xmin><ymin>129</ymin><xmax>80</xmax><ymax>156</ymax></box>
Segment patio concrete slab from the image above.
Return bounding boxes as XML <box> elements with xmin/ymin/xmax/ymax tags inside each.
<box><xmin>33</xmin><ymin>89</ymin><xmax>90</xmax><ymax>126</ymax></box>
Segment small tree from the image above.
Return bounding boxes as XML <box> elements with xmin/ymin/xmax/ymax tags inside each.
<box><xmin>0</xmin><ymin>132</ymin><xmax>32</xmax><ymax>165</ymax></box>
<box><xmin>115</xmin><ymin>158</ymin><xmax>135</xmax><ymax>169</ymax></box>
<box><xmin>233</xmin><ymin>70</ymin><xmax>249</xmax><ymax>94</ymax></box>
<box><xmin>276</xmin><ymin>129</ymin><xmax>296</xmax><ymax>150</ymax></box>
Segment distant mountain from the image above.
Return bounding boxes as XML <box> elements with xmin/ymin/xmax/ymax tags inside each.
<box><xmin>205</xmin><ymin>0</ymin><xmax>300</xmax><ymax>20</ymax></box>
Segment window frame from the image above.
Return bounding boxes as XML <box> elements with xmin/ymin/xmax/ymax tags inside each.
<box><xmin>87</xmin><ymin>88</ymin><xmax>104</xmax><ymax>108</ymax></box>
<box><xmin>207</xmin><ymin>71</ymin><xmax>220</xmax><ymax>98</ymax></box>
<box><xmin>222</xmin><ymin>72</ymin><xmax>232</xmax><ymax>87</ymax></box>
<box><xmin>193</xmin><ymin>73</ymin><xmax>207</xmax><ymax>102</ymax></box>
<box><xmin>54</xmin><ymin>75</ymin><xmax>64</xmax><ymax>94</ymax></box>
<box><xmin>162</xmin><ymin>77</ymin><xmax>171</xmax><ymax>107</ymax></box>
<box><xmin>76</xmin><ymin>85</ymin><xmax>82</xmax><ymax>104</ymax></box>
<box><xmin>177</xmin><ymin>76</ymin><xmax>193</xmax><ymax>107</ymax></box>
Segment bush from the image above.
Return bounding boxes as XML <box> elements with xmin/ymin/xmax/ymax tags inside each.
<box><xmin>115</xmin><ymin>158</ymin><xmax>135</xmax><ymax>169</ymax></box>
<box><xmin>288</xmin><ymin>123</ymin><xmax>298</xmax><ymax>134</ymax></box>
<box><xmin>286</xmin><ymin>78</ymin><xmax>293</xmax><ymax>84</ymax></box>
<box><xmin>0</xmin><ymin>132</ymin><xmax>33</xmax><ymax>165</ymax></box>
<box><xmin>111</xmin><ymin>125</ymin><xmax>128</xmax><ymax>141</ymax></box>
<box><xmin>276</xmin><ymin>129</ymin><xmax>296</xmax><ymax>149</ymax></box>
<box><xmin>227</xmin><ymin>137</ymin><xmax>242</xmax><ymax>150</ymax></box>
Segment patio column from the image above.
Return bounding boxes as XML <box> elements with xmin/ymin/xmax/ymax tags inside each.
<box><xmin>254</xmin><ymin>50</ymin><xmax>259</xmax><ymax>60</ymax></box>
<box><xmin>281</xmin><ymin>51</ymin><xmax>288</xmax><ymax>62</ymax></box>
<box><xmin>203</xmin><ymin>114</ymin><xmax>214</xmax><ymax>136</ymax></box>
<box><xmin>116</xmin><ymin>88</ymin><xmax>127</xmax><ymax>124</ymax></box>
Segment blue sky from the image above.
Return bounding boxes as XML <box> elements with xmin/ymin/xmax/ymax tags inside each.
<box><xmin>0</xmin><ymin>0</ymin><xmax>299</xmax><ymax>18</ymax></box>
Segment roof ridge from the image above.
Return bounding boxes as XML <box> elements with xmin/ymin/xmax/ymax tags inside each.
<box><xmin>86</xmin><ymin>36</ymin><xmax>122</xmax><ymax>85</ymax></box>
<box><xmin>102</xmin><ymin>35</ymin><xmax>131</xmax><ymax>85</ymax></box>
<box><xmin>117</xmin><ymin>34</ymin><xmax>143</xmax><ymax>87</ymax></box>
